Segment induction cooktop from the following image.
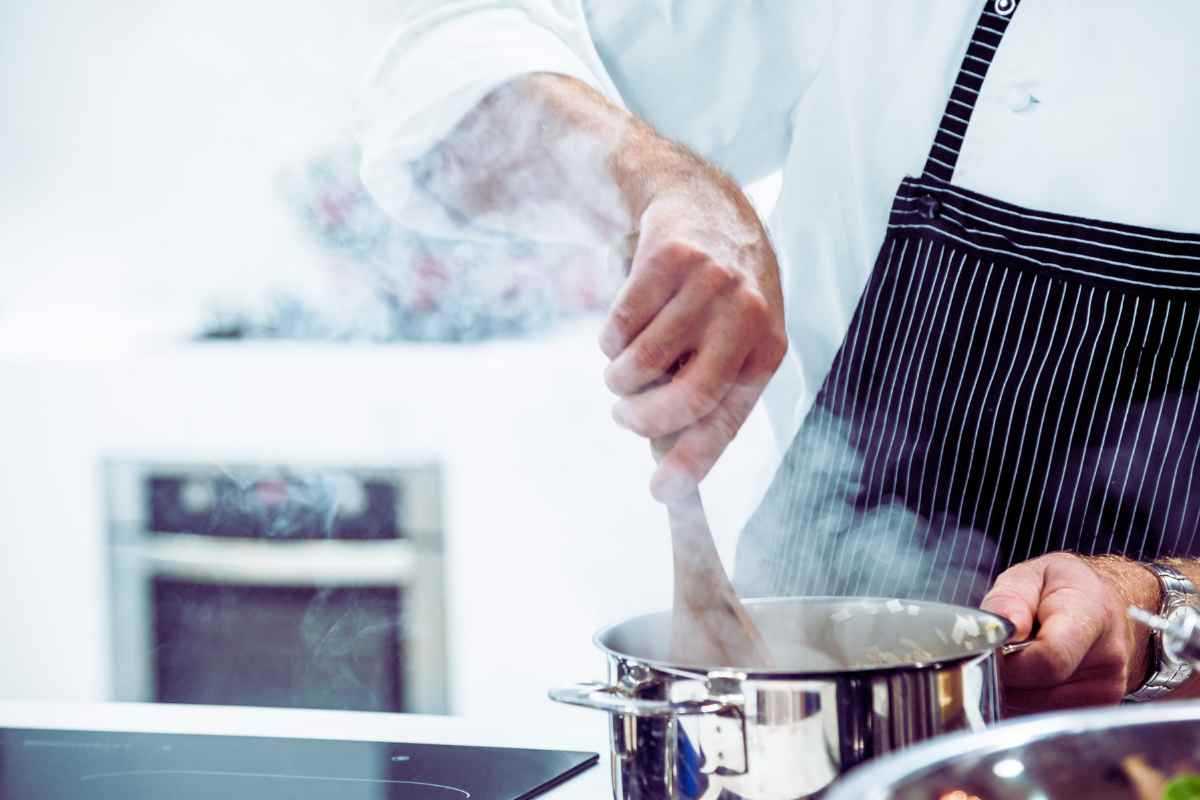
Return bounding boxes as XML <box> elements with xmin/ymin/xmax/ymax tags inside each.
<box><xmin>0</xmin><ymin>727</ymin><xmax>598</xmax><ymax>799</ymax></box>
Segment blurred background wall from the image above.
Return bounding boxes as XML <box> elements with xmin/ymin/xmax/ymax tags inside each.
<box><xmin>0</xmin><ymin>0</ymin><xmax>782</xmax><ymax>729</ymax></box>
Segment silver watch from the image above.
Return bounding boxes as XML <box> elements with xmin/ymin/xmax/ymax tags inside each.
<box><xmin>1126</xmin><ymin>562</ymin><xmax>1198</xmax><ymax>702</ymax></box>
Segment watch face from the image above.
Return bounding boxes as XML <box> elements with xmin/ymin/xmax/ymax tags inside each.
<box><xmin>1162</xmin><ymin>606</ymin><xmax>1198</xmax><ymax>668</ymax></box>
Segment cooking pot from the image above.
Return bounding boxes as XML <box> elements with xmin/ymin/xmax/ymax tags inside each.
<box><xmin>824</xmin><ymin>699</ymin><xmax>1200</xmax><ymax>800</ymax></box>
<box><xmin>550</xmin><ymin>596</ymin><xmax>1014</xmax><ymax>800</ymax></box>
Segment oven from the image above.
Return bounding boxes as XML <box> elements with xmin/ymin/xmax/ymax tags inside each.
<box><xmin>104</xmin><ymin>459</ymin><xmax>448</xmax><ymax>714</ymax></box>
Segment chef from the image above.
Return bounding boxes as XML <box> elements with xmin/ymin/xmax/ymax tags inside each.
<box><xmin>359</xmin><ymin>2</ymin><xmax>1200</xmax><ymax>711</ymax></box>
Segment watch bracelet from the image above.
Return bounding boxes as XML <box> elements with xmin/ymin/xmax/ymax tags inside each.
<box><xmin>1126</xmin><ymin>561</ymin><xmax>1197</xmax><ymax>702</ymax></box>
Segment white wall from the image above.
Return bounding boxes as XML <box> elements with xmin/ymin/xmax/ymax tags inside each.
<box><xmin>0</xmin><ymin>0</ymin><xmax>401</xmax><ymax>329</ymax></box>
<box><xmin>0</xmin><ymin>0</ymin><xmax>785</xmax><ymax>730</ymax></box>
<box><xmin>0</xmin><ymin>324</ymin><xmax>777</xmax><ymax>729</ymax></box>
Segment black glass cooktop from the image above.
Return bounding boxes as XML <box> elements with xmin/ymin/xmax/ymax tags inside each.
<box><xmin>0</xmin><ymin>727</ymin><xmax>598</xmax><ymax>799</ymax></box>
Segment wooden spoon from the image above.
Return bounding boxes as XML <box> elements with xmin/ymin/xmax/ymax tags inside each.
<box><xmin>619</xmin><ymin>234</ymin><xmax>770</xmax><ymax>667</ymax></box>
<box><xmin>652</xmin><ymin>442</ymin><xmax>773</xmax><ymax>668</ymax></box>
<box><xmin>665</xmin><ymin>488</ymin><xmax>773</xmax><ymax>667</ymax></box>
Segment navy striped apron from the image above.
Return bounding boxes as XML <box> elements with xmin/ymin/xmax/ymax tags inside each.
<box><xmin>735</xmin><ymin>0</ymin><xmax>1200</xmax><ymax>606</ymax></box>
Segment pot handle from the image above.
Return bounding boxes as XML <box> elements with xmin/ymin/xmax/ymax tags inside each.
<box><xmin>548</xmin><ymin>681</ymin><xmax>739</xmax><ymax>718</ymax></box>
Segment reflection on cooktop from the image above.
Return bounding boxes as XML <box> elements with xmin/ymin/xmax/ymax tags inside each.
<box><xmin>2</xmin><ymin>728</ymin><xmax>597</xmax><ymax>800</ymax></box>
<box><xmin>82</xmin><ymin>770</ymin><xmax>471</xmax><ymax>797</ymax></box>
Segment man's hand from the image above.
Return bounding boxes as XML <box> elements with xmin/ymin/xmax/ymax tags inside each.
<box><xmin>980</xmin><ymin>553</ymin><xmax>1161</xmax><ymax>715</ymax></box>
<box><xmin>396</xmin><ymin>72</ymin><xmax>786</xmax><ymax>502</ymax></box>
<box><xmin>601</xmin><ymin>147</ymin><xmax>787</xmax><ymax>503</ymax></box>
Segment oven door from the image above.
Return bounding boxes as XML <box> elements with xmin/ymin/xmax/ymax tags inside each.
<box><xmin>106</xmin><ymin>462</ymin><xmax>448</xmax><ymax>714</ymax></box>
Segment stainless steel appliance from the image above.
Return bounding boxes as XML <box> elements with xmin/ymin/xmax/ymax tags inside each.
<box><xmin>826</xmin><ymin>700</ymin><xmax>1200</xmax><ymax>800</ymax></box>
<box><xmin>105</xmin><ymin>459</ymin><xmax>448</xmax><ymax>714</ymax></box>
<box><xmin>551</xmin><ymin>596</ymin><xmax>1013</xmax><ymax>800</ymax></box>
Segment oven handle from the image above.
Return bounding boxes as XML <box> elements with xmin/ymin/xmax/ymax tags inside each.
<box><xmin>115</xmin><ymin>534</ymin><xmax>421</xmax><ymax>586</ymax></box>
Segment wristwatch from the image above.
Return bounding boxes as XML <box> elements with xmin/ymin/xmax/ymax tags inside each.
<box><xmin>1126</xmin><ymin>562</ymin><xmax>1199</xmax><ymax>702</ymax></box>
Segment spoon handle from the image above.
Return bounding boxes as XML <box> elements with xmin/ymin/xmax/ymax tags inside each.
<box><xmin>667</xmin><ymin>487</ymin><xmax>772</xmax><ymax>667</ymax></box>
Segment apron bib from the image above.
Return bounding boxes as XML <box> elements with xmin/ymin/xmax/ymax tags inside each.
<box><xmin>736</xmin><ymin>0</ymin><xmax>1200</xmax><ymax>606</ymax></box>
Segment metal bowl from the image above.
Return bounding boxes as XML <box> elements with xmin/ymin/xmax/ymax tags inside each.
<box><xmin>826</xmin><ymin>700</ymin><xmax>1200</xmax><ymax>800</ymax></box>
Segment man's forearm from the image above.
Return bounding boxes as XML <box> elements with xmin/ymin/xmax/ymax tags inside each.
<box><xmin>408</xmin><ymin>73</ymin><xmax>763</xmax><ymax>256</ymax></box>
<box><xmin>409</xmin><ymin>73</ymin><xmax>648</xmax><ymax>247</ymax></box>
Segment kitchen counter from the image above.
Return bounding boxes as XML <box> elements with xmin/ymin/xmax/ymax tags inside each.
<box><xmin>0</xmin><ymin>701</ymin><xmax>611</xmax><ymax>798</ymax></box>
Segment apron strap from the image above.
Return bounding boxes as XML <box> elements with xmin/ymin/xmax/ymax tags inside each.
<box><xmin>921</xmin><ymin>0</ymin><xmax>1022</xmax><ymax>183</ymax></box>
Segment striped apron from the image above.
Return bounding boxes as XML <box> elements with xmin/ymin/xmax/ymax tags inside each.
<box><xmin>735</xmin><ymin>0</ymin><xmax>1200</xmax><ymax>606</ymax></box>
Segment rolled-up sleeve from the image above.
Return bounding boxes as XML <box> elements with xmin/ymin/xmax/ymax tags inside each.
<box><xmin>359</xmin><ymin>1</ymin><xmax>621</xmax><ymax>220</ymax></box>
<box><xmin>585</xmin><ymin>2</ymin><xmax>834</xmax><ymax>184</ymax></box>
<box><xmin>361</xmin><ymin>2</ymin><xmax>835</xmax><ymax>217</ymax></box>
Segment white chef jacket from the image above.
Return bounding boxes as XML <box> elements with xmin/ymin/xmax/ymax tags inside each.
<box><xmin>359</xmin><ymin>1</ymin><xmax>1200</xmax><ymax>445</ymax></box>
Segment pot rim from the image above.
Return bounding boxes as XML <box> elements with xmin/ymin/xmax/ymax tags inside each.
<box><xmin>591</xmin><ymin>595</ymin><xmax>1016</xmax><ymax>678</ymax></box>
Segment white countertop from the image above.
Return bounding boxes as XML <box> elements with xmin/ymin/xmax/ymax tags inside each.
<box><xmin>0</xmin><ymin>702</ymin><xmax>612</xmax><ymax>799</ymax></box>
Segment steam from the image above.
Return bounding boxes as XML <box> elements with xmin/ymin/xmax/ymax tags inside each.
<box><xmin>201</xmin><ymin>74</ymin><xmax>639</xmax><ymax>343</ymax></box>
<box><xmin>198</xmin><ymin>134</ymin><xmax>624</xmax><ymax>343</ymax></box>
<box><xmin>207</xmin><ymin>465</ymin><xmax>342</xmax><ymax>538</ymax></box>
<box><xmin>175</xmin><ymin>76</ymin><xmax>648</xmax><ymax>712</ymax></box>
<box><xmin>351</xmin><ymin>76</ymin><xmax>994</xmax><ymax>607</ymax></box>
<box><xmin>173</xmin><ymin>465</ymin><xmax>412</xmax><ymax>711</ymax></box>
<box><xmin>199</xmin><ymin>76</ymin><xmax>635</xmax><ymax>343</ymax></box>
<box><xmin>734</xmin><ymin>408</ymin><xmax>998</xmax><ymax>607</ymax></box>
<box><xmin>361</xmin><ymin>76</ymin><xmax>635</xmax><ymax>251</ymax></box>
<box><xmin>299</xmin><ymin>587</ymin><xmax>405</xmax><ymax>711</ymax></box>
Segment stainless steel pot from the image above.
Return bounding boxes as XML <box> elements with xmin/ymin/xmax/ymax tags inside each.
<box><xmin>825</xmin><ymin>700</ymin><xmax>1200</xmax><ymax>800</ymax></box>
<box><xmin>550</xmin><ymin>596</ymin><xmax>1014</xmax><ymax>800</ymax></box>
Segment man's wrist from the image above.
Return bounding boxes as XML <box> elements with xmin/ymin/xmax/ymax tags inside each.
<box><xmin>1083</xmin><ymin>554</ymin><xmax>1162</xmax><ymax>695</ymax></box>
<box><xmin>609</xmin><ymin>127</ymin><xmax>779</xmax><ymax>293</ymax></box>
<box><xmin>610</xmin><ymin>123</ymin><xmax>709</xmax><ymax>221</ymax></box>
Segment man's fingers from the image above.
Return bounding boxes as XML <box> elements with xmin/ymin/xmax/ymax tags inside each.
<box><xmin>1003</xmin><ymin>677</ymin><xmax>1125</xmax><ymax>716</ymax></box>
<box><xmin>982</xmin><ymin>553</ymin><xmax>1133</xmax><ymax>714</ymax></box>
<box><xmin>981</xmin><ymin>559</ymin><xmax>1048</xmax><ymax>641</ymax></box>
<box><xmin>1000</xmin><ymin>607</ymin><xmax>1102</xmax><ymax>688</ymax></box>
<box><xmin>992</xmin><ymin>555</ymin><xmax>1113</xmax><ymax>689</ymax></box>
<box><xmin>598</xmin><ymin>202</ymin><xmax>711</xmax><ymax>358</ymax></box>
<box><xmin>649</xmin><ymin>384</ymin><xmax>761</xmax><ymax>503</ymax></box>
<box><xmin>599</xmin><ymin>261</ymin><xmax>683</xmax><ymax>359</ymax></box>
<box><xmin>612</xmin><ymin>327</ymin><xmax>750</xmax><ymax>438</ymax></box>
<box><xmin>604</xmin><ymin>276</ymin><xmax>720</xmax><ymax>395</ymax></box>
